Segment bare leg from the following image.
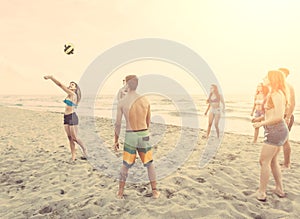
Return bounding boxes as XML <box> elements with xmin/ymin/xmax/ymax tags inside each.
<box><xmin>282</xmin><ymin>139</ymin><xmax>291</xmax><ymax>169</ymax></box>
<box><xmin>70</xmin><ymin>125</ymin><xmax>88</xmax><ymax>158</ymax></box>
<box><xmin>271</xmin><ymin>148</ymin><xmax>285</xmax><ymax>197</ymax></box>
<box><xmin>206</xmin><ymin>112</ymin><xmax>214</xmax><ymax>138</ymax></box>
<box><xmin>214</xmin><ymin>113</ymin><xmax>221</xmax><ymax>138</ymax></box>
<box><xmin>147</xmin><ymin>163</ymin><xmax>160</xmax><ymax>198</ymax></box>
<box><xmin>257</xmin><ymin>144</ymin><xmax>278</xmax><ymax>200</ymax></box>
<box><xmin>70</xmin><ymin>140</ymin><xmax>76</xmax><ymax>161</ymax></box>
<box><xmin>64</xmin><ymin>125</ymin><xmax>76</xmax><ymax>161</ymax></box>
<box><xmin>117</xmin><ymin>164</ymin><xmax>129</xmax><ymax>199</ymax></box>
<box><xmin>253</xmin><ymin>128</ymin><xmax>259</xmax><ymax>143</ymax></box>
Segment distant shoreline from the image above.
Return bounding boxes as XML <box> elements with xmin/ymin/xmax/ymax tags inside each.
<box><xmin>2</xmin><ymin>104</ymin><xmax>299</xmax><ymax>144</ymax></box>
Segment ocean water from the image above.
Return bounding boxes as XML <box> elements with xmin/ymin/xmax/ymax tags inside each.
<box><xmin>0</xmin><ymin>94</ymin><xmax>299</xmax><ymax>142</ymax></box>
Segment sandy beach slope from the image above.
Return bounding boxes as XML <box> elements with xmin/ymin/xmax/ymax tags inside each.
<box><xmin>1</xmin><ymin>106</ymin><xmax>300</xmax><ymax>219</ymax></box>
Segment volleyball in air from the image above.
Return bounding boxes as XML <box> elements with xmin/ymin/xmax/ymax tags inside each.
<box><xmin>64</xmin><ymin>43</ymin><xmax>74</xmax><ymax>55</ymax></box>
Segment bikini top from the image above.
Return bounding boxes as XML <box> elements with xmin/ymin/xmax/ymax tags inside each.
<box><xmin>255</xmin><ymin>99</ymin><xmax>264</xmax><ymax>105</ymax></box>
<box><xmin>209</xmin><ymin>96</ymin><xmax>220</xmax><ymax>103</ymax></box>
<box><xmin>63</xmin><ymin>99</ymin><xmax>77</xmax><ymax>107</ymax></box>
<box><xmin>209</xmin><ymin>98</ymin><xmax>219</xmax><ymax>103</ymax></box>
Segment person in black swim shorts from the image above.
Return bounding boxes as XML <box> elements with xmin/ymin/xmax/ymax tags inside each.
<box><xmin>44</xmin><ymin>75</ymin><xmax>87</xmax><ymax>161</ymax></box>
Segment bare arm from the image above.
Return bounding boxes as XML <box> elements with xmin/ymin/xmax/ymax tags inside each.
<box><xmin>286</xmin><ymin>85</ymin><xmax>295</xmax><ymax>119</ymax></box>
<box><xmin>146</xmin><ymin>104</ymin><xmax>151</xmax><ymax>128</ymax></box>
<box><xmin>114</xmin><ymin>103</ymin><xmax>123</xmax><ymax>150</ymax></box>
<box><xmin>44</xmin><ymin>75</ymin><xmax>74</xmax><ymax>95</ymax></box>
<box><xmin>220</xmin><ymin>95</ymin><xmax>225</xmax><ymax>111</ymax></box>
<box><xmin>252</xmin><ymin>115</ymin><xmax>264</xmax><ymax>123</ymax></box>
<box><xmin>251</xmin><ymin>97</ymin><xmax>256</xmax><ymax>116</ymax></box>
<box><xmin>117</xmin><ymin>89</ymin><xmax>122</xmax><ymax>101</ymax></box>
<box><xmin>204</xmin><ymin>104</ymin><xmax>210</xmax><ymax>115</ymax></box>
<box><xmin>251</xmin><ymin>104</ymin><xmax>256</xmax><ymax>116</ymax></box>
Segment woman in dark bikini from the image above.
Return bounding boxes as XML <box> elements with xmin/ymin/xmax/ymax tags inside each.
<box><xmin>204</xmin><ymin>84</ymin><xmax>225</xmax><ymax>138</ymax></box>
<box><xmin>44</xmin><ymin>75</ymin><xmax>87</xmax><ymax>161</ymax></box>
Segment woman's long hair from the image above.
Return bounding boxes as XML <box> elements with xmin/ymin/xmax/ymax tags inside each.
<box><xmin>207</xmin><ymin>84</ymin><xmax>220</xmax><ymax>103</ymax></box>
<box><xmin>266</xmin><ymin>70</ymin><xmax>289</xmax><ymax>108</ymax></box>
<box><xmin>71</xmin><ymin>81</ymin><xmax>81</xmax><ymax>104</ymax></box>
<box><xmin>255</xmin><ymin>83</ymin><xmax>269</xmax><ymax>96</ymax></box>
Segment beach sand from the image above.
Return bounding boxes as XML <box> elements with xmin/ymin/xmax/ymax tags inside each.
<box><xmin>1</xmin><ymin>105</ymin><xmax>300</xmax><ymax>219</ymax></box>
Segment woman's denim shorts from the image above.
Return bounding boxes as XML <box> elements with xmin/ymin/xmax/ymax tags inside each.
<box><xmin>264</xmin><ymin>120</ymin><xmax>289</xmax><ymax>146</ymax></box>
<box><xmin>255</xmin><ymin>110</ymin><xmax>264</xmax><ymax>118</ymax></box>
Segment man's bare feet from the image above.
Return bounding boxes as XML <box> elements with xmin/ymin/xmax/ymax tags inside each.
<box><xmin>152</xmin><ymin>190</ymin><xmax>160</xmax><ymax>199</ymax></box>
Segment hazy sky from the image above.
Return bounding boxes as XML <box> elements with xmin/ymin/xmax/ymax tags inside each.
<box><xmin>1</xmin><ymin>0</ymin><xmax>300</xmax><ymax>98</ymax></box>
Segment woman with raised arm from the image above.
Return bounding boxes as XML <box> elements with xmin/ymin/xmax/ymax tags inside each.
<box><xmin>204</xmin><ymin>84</ymin><xmax>225</xmax><ymax>139</ymax></box>
<box><xmin>253</xmin><ymin>70</ymin><xmax>289</xmax><ymax>201</ymax></box>
<box><xmin>44</xmin><ymin>75</ymin><xmax>87</xmax><ymax>161</ymax></box>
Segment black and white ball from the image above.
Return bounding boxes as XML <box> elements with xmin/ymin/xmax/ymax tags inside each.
<box><xmin>64</xmin><ymin>43</ymin><xmax>74</xmax><ymax>55</ymax></box>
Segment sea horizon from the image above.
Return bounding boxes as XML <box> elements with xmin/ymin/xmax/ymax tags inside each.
<box><xmin>0</xmin><ymin>94</ymin><xmax>299</xmax><ymax>142</ymax></box>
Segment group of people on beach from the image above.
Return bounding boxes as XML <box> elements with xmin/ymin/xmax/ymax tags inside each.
<box><xmin>44</xmin><ymin>67</ymin><xmax>295</xmax><ymax>201</ymax></box>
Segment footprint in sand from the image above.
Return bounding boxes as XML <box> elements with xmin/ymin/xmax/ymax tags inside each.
<box><xmin>195</xmin><ymin>177</ymin><xmax>206</xmax><ymax>183</ymax></box>
<box><xmin>166</xmin><ymin>189</ymin><xmax>175</xmax><ymax>199</ymax></box>
<box><xmin>39</xmin><ymin>206</ymin><xmax>53</xmax><ymax>214</ymax></box>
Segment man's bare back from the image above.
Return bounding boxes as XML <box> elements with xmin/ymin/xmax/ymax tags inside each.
<box><xmin>118</xmin><ymin>92</ymin><xmax>150</xmax><ymax>131</ymax></box>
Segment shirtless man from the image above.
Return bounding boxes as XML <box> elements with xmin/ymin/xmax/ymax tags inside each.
<box><xmin>279</xmin><ymin>68</ymin><xmax>295</xmax><ymax>169</ymax></box>
<box><xmin>114</xmin><ymin>75</ymin><xmax>160</xmax><ymax>199</ymax></box>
